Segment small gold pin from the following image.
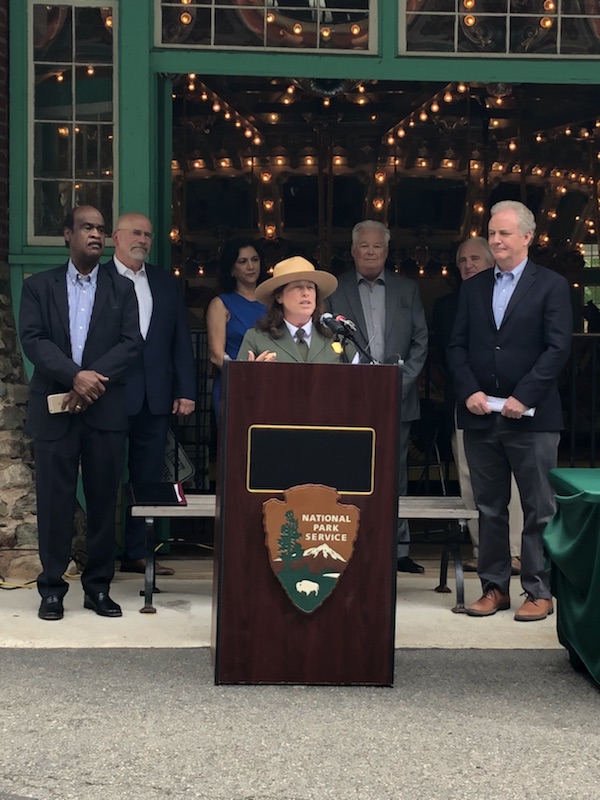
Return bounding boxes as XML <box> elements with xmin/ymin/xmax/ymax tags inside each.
<box><xmin>331</xmin><ymin>341</ymin><xmax>343</xmax><ymax>354</ymax></box>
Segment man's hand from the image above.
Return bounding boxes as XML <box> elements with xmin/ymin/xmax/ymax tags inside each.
<box><xmin>501</xmin><ymin>395</ymin><xmax>527</xmax><ymax>419</ymax></box>
<box><xmin>64</xmin><ymin>391</ymin><xmax>89</xmax><ymax>414</ymax></box>
<box><xmin>172</xmin><ymin>398</ymin><xmax>195</xmax><ymax>416</ymax></box>
<box><xmin>466</xmin><ymin>391</ymin><xmax>491</xmax><ymax>415</ymax></box>
<box><xmin>72</xmin><ymin>370</ymin><xmax>109</xmax><ymax>403</ymax></box>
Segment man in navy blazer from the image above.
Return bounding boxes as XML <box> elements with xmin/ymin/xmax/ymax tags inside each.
<box><xmin>433</xmin><ymin>237</ymin><xmax>523</xmax><ymax>574</ymax></box>
<box><xmin>19</xmin><ymin>205</ymin><xmax>143</xmax><ymax>620</ymax></box>
<box><xmin>328</xmin><ymin>220</ymin><xmax>429</xmax><ymax>573</ymax></box>
<box><xmin>106</xmin><ymin>213</ymin><xmax>196</xmax><ymax>575</ymax></box>
<box><xmin>448</xmin><ymin>200</ymin><xmax>572</xmax><ymax>621</ymax></box>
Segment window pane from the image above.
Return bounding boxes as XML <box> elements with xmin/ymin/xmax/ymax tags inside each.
<box><xmin>162</xmin><ymin>6</ymin><xmax>212</xmax><ymax>44</ymax></box>
<box><xmin>510</xmin><ymin>15</ymin><xmax>557</xmax><ymax>53</ymax></box>
<box><xmin>74</xmin><ymin>6</ymin><xmax>113</xmax><ymax>63</ymax></box>
<box><xmin>74</xmin><ymin>65</ymin><xmax>113</xmax><ymax>121</ymax></box>
<box><xmin>215</xmin><ymin>7</ymin><xmax>260</xmax><ymax>46</ymax></box>
<box><xmin>34</xmin><ymin>180</ymin><xmax>72</xmax><ymax>236</ymax></box>
<box><xmin>407</xmin><ymin>15</ymin><xmax>455</xmax><ymax>52</ymax></box>
<box><xmin>35</xmin><ymin>64</ymin><xmax>72</xmax><ymax>120</ymax></box>
<box><xmin>561</xmin><ymin>17</ymin><xmax>600</xmax><ymax>54</ymax></box>
<box><xmin>459</xmin><ymin>15</ymin><xmax>506</xmax><ymax>52</ymax></box>
<box><xmin>74</xmin><ymin>181</ymin><xmax>113</xmax><ymax>226</ymax></box>
<box><xmin>34</xmin><ymin>123</ymin><xmax>72</xmax><ymax>178</ymax></box>
<box><xmin>33</xmin><ymin>5</ymin><xmax>73</xmax><ymax>63</ymax></box>
<box><xmin>75</xmin><ymin>124</ymin><xmax>113</xmax><ymax>178</ymax></box>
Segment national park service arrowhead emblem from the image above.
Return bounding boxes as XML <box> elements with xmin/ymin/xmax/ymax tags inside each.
<box><xmin>263</xmin><ymin>484</ymin><xmax>360</xmax><ymax>614</ymax></box>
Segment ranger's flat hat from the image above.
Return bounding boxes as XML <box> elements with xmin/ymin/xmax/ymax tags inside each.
<box><xmin>256</xmin><ymin>256</ymin><xmax>338</xmax><ymax>304</ymax></box>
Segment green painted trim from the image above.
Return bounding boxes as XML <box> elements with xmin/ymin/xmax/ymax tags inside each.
<box><xmin>9</xmin><ymin>248</ymin><xmax>117</xmax><ymax>264</ymax></box>
<box><xmin>9</xmin><ymin>1</ymin><xmax>29</xmax><ymax>257</ymax></box>
<box><xmin>149</xmin><ymin>50</ymin><xmax>600</xmax><ymax>86</ymax></box>
<box><xmin>380</xmin><ymin>0</ymin><xmax>397</xmax><ymax>62</ymax></box>
<box><xmin>155</xmin><ymin>75</ymin><xmax>174</xmax><ymax>269</ymax></box>
<box><xmin>9</xmin><ymin>253</ymin><xmax>71</xmax><ymax>265</ymax></box>
<box><xmin>9</xmin><ymin>265</ymin><xmax>32</xmax><ymax>380</ymax></box>
<box><xmin>117</xmin><ymin>1</ymin><xmax>154</xmax><ymax>218</ymax></box>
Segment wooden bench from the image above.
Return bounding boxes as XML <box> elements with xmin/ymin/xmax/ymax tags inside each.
<box><xmin>131</xmin><ymin>495</ymin><xmax>478</xmax><ymax>614</ymax></box>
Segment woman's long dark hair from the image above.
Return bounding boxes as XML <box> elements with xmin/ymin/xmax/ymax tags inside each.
<box><xmin>256</xmin><ymin>287</ymin><xmax>332</xmax><ymax>340</ymax></box>
<box><xmin>219</xmin><ymin>237</ymin><xmax>266</xmax><ymax>294</ymax></box>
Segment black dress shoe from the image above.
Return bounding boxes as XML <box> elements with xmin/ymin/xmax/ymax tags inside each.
<box><xmin>397</xmin><ymin>556</ymin><xmax>425</xmax><ymax>574</ymax></box>
<box><xmin>84</xmin><ymin>592</ymin><xmax>122</xmax><ymax>618</ymax></box>
<box><xmin>38</xmin><ymin>595</ymin><xmax>64</xmax><ymax>621</ymax></box>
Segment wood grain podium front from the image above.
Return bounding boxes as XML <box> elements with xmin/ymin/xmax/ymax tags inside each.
<box><xmin>212</xmin><ymin>361</ymin><xmax>400</xmax><ymax>686</ymax></box>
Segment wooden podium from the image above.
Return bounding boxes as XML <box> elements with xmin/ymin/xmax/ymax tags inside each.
<box><xmin>212</xmin><ymin>361</ymin><xmax>400</xmax><ymax>686</ymax></box>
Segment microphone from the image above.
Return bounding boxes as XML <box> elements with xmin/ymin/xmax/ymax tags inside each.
<box><xmin>323</xmin><ymin>312</ymin><xmax>378</xmax><ymax>364</ymax></box>
<box><xmin>319</xmin><ymin>312</ymin><xmax>346</xmax><ymax>336</ymax></box>
<box><xmin>335</xmin><ymin>315</ymin><xmax>358</xmax><ymax>333</ymax></box>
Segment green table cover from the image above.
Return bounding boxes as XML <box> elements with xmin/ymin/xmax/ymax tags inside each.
<box><xmin>544</xmin><ymin>468</ymin><xmax>600</xmax><ymax>683</ymax></box>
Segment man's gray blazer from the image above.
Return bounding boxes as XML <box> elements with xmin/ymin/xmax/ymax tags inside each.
<box><xmin>328</xmin><ymin>269</ymin><xmax>428</xmax><ymax>421</ymax></box>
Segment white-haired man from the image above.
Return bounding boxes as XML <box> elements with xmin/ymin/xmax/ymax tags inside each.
<box><xmin>434</xmin><ymin>237</ymin><xmax>523</xmax><ymax>574</ymax></box>
<box><xmin>328</xmin><ymin>220</ymin><xmax>429</xmax><ymax>573</ymax></box>
<box><xmin>448</xmin><ymin>201</ymin><xmax>572</xmax><ymax>621</ymax></box>
<box><xmin>105</xmin><ymin>212</ymin><xmax>196</xmax><ymax>575</ymax></box>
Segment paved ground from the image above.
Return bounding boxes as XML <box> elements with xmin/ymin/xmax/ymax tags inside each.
<box><xmin>1</xmin><ymin>556</ymin><xmax>560</xmax><ymax>650</ymax></box>
<box><xmin>1</xmin><ymin>649</ymin><xmax>599</xmax><ymax>800</ymax></box>
<box><xmin>1</xmin><ymin>555</ymin><xmax>598</xmax><ymax>800</ymax></box>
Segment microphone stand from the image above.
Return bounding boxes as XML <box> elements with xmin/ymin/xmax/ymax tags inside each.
<box><xmin>339</xmin><ymin>331</ymin><xmax>378</xmax><ymax>364</ymax></box>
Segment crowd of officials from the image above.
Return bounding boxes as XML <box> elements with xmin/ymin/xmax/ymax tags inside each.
<box><xmin>19</xmin><ymin>201</ymin><xmax>572</xmax><ymax>623</ymax></box>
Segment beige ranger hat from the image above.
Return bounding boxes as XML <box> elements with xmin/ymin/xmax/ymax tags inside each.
<box><xmin>255</xmin><ymin>256</ymin><xmax>338</xmax><ymax>304</ymax></box>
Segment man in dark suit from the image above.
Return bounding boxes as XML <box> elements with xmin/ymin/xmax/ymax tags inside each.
<box><xmin>328</xmin><ymin>220</ymin><xmax>429</xmax><ymax>573</ymax></box>
<box><xmin>106</xmin><ymin>212</ymin><xmax>196</xmax><ymax>575</ymax></box>
<box><xmin>448</xmin><ymin>201</ymin><xmax>572</xmax><ymax>621</ymax></box>
<box><xmin>19</xmin><ymin>205</ymin><xmax>143</xmax><ymax>620</ymax></box>
<box><xmin>433</xmin><ymin>237</ymin><xmax>522</xmax><ymax>574</ymax></box>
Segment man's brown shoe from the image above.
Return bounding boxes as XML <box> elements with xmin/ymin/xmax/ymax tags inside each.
<box><xmin>511</xmin><ymin>557</ymin><xmax>521</xmax><ymax>576</ymax></box>
<box><xmin>121</xmin><ymin>558</ymin><xmax>175</xmax><ymax>576</ymax></box>
<box><xmin>514</xmin><ymin>595</ymin><xmax>553</xmax><ymax>622</ymax></box>
<box><xmin>463</xmin><ymin>558</ymin><xmax>478</xmax><ymax>572</ymax></box>
<box><xmin>466</xmin><ymin>587</ymin><xmax>511</xmax><ymax>617</ymax></box>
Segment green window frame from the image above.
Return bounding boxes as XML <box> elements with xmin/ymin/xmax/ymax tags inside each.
<box><xmin>29</xmin><ymin>1</ymin><xmax>117</xmax><ymax>243</ymax></box>
<box><xmin>156</xmin><ymin>0</ymin><xmax>377</xmax><ymax>53</ymax></box>
<box><xmin>401</xmin><ymin>0</ymin><xmax>600</xmax><ymax>57</ymax></box>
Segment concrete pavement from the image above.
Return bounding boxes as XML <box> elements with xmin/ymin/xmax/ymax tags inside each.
<box><xmin>1</xmin><ymin>555</ymin><xmax>560</xmax><ymax>650</ymax></box>
<box><xmin>1</xmin><ymin>647</ymin><xmax>598</xmax><ymax>800</ymax></box>
<box><xmin>2</xmin><ymin>555</ymin><xmax>596</xmax><ymax>800</ymax></box>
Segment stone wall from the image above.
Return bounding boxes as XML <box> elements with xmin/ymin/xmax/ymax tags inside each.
<box><xmin>0</xmin><ymin>263</ymin><xmax>40</xmax><ymax>580</ymax></box>
<box><xmin>0</xmin><ymin>0</ymin><xmax>41</xmax><ymax>580</ymax></box>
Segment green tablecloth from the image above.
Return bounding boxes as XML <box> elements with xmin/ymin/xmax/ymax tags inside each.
<box><xmin>544</xmin><ymin>468</ymin><xmax>600</xmax><ymax>683</ymax></box>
